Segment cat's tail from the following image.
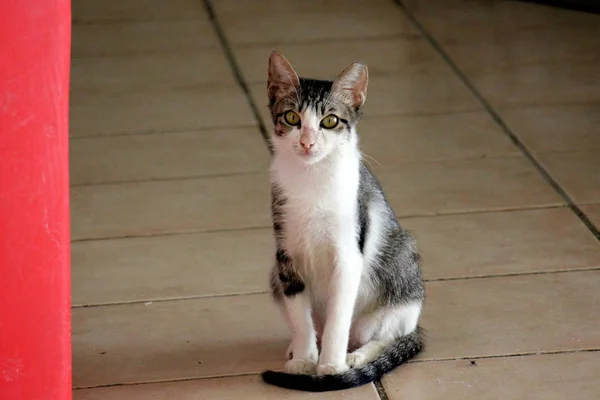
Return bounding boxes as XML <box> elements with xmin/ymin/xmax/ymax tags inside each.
<box><xmin>261</xmin><ymin>326</ymin><xmax>424</xmax><ymax>392</ymax></box>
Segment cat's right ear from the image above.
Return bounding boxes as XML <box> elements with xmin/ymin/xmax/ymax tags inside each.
<box><xmin>268</xmin><ymin>52</ymin><xmax>300</xmax><ymax>103</ymax></box>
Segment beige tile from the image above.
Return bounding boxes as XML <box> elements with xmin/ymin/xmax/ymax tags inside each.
<box><xmin>374</xmin><ymin>157</ymin><xmax>562</xmax><ymax>216</ymax></box>
<box><xmin>214</xmin><ymin>0</ymin><xmax>402</xmax><ymax>14</ymax></box>
<box><xmin>403</xmin><ymin>208</ymin><xmax>600</xmax><ymax>280</ymax></box>
<box><xmin>72</xmin><ymin>0</ymin><xmax>206</xmax><ymax>23</ymax></box>
<box><xmin>382</xmin><ymin>352</ymin><xmax>600</xmax><ymax>400</ymax></box>
<box><xmin>72</xmin><ymin>21</ymin><xmax>219</xmax><ymax>57</ymax></box>
<box><xmin>499</xmin><ymin>104</ymin><xmax>600</xmax><ymax>153</ymax></box>
<box><xmin>250</xmin><ymin>73</ymin><xmax>482</xmax><ymax>127</ymax></box>
<box><xmin>70</xmin><ymin>128</ymin><xmax>269</xmax><ymax>185</ymax></box>
<box><xmin>467</xmin><ymin>62</ymin><xmax>600</xmax><ymax>108</ymax></box>
<box><xmin>72</xmin><ymin>294</ymin><xmax>288</xmax><ymax>387</ymax></box>
<box><xmin>219</xmin><ymin>1</ymin><xmax>417</xmax><ymax>45</ymax></box>
<box><xmin>234</xmin><ymin>37</ymin><xmax>450</xmax><ymax>84</ymax></box>
<box><xmin>74</xmin><ymin>374</ymin><xmax>379</xmax><ymax>399</ymax></box>
<box><xmin>420</xmin><ymin>271</ymin><xmax>600</xmax><ymax>360</ymax></box>
<box><xmin>70</xmin><ymin>88</ymin><xmax>256</xmax><ymax>137</ymax></box>
<box><xmin>71</xmin><ymin>174</ymin><xmax>270</xmax><ymax>240</ymax></box>
<box><xmin>404</xmin><ymin>0</ymin><xmax>600</xmax><ymax>45</ymax></box>
<box><xmin>445</xmin><ymin>28</ymin><xmax>600</xmax><ymax>73</ymax></box>
<box><xmin>358</xmin><ymin>112</ymin><xmax>518</xmax><ymax>165</ymax></box>
<box><xmin>581</xmin><ymin>204</ymin><xmax>600</xmax><ymax>227</ymax></box>
<box><xmin>72</xmin><ymin>229</ymin><xmax>273</xmax><ymax>306</ymax></box>
<box><xmin>73</xmin><ymin>272</ymin><xmax>600</xmax><ymax>387</ymax></box>
<box><xmin>71</xmin><ymin>52</ymin><xmax>236</xmax><ymax>93</ymax></box>
<box><xmin>538</xmin><ymin>150</ymin><xmax>600</xmax><ymax>205</ymax></box>
<box><xmin>358</xmin><ymin>74</ymin><xmax>482</xmax><ymax>117</ymax></box>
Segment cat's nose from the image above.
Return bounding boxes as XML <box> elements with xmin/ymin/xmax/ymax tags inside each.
<box><xmin>300</xmin><ymin>132</ymin><xmax>316</xmax><ymax>150</ymax></box>
<box><xmin>300</xmin><ymin>140</ymin><xmax>314</xmax><ymax>150</ymax></box>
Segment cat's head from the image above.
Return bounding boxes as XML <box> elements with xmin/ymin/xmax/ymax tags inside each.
<box><xmin>267</xmin><ymin>52</ymin><xmax>368</xmax><ymax>164</ymax></box>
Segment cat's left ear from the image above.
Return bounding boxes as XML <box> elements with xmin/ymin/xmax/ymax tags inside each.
<box><xmin>332</xmin><ymin>63</ymin><xmax>368</xmax><ymax>109</ymax></box>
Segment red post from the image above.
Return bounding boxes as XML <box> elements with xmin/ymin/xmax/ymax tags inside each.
<box><xmin>0</xmin><ymin>1</ymin><xmax>72</xmax><ymax>399</ymax></box>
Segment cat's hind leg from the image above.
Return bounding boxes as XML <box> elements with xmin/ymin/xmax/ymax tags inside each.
<box><xmin>347</xmin><ymin>301</ymin><xmax>422</xmax><ymax>368</ymax></box>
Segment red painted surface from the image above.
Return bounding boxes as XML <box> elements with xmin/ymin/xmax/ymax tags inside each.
<box><xmin>0</xmin><ymin>1</ymin><xmax>72</xmax><ymax>399</ymax></box>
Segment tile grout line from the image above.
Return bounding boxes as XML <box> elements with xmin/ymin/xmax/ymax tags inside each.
<box><xmin>73</xmin><ymin>372</ymin><xmax>260</xmax><ymax>391</ymax></box>
<box><xmin>392</xmin><ymin>0</ymin><xmax>600</xmax><ymax>242</ymax></box>
<box><xmin>71</xmin><ymin>225</ymin><xmax>274</xmax><ymax>243</ymax></box>
<box><xmin>70</xmin><ymin>171</ymin><xmax>265</xmax><ymax>188</ymax></box>
<box><xmin>201</xmin><ymin>0</ymin><xmax>273</xmax><ymax>153</ymax></box>
<box><xmin>72</xmin><ymin>267</ymin><xmax>600</xmax><ymax>309</ymax></box>
<box><xmin>72</xmin><ymin>291</ymin><xmax>269</xmax><ymax>309</ymax></box>
<box><xmin>73</xmin><ymin>348</ymin><xmax>600</xmax><ymax>391</ymax></box>
<box><xmin>410</xmin><ymin>347</ymin><xmax>600</xmax><ymax>364</ymax></box>
<box><xmin>70</xmin><ymin>203</ymin><xmax>571</xmax><ymax>243</ymax></box>
<box><xmin>374</xmin><ymin>380</ymin><xmax>391</xmax><ymax>400</ymax></box>
<box><xmin>69</xmin><ymin>124</ymin><xmax>260</xmax><ymax>140</ymax></box>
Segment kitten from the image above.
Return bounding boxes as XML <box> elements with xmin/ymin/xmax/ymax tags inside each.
<box><xmin>261</xmin><ymin>52</ymin><xmax>425</xmax><ymax>392</ymax></box>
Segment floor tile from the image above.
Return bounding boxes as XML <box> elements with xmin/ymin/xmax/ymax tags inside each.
<box><xmin>71</xmin><ymin>21</ymin><xmax>219</xmax><ymax>57</ymax></box>
<box><xmin>374</xmin><ymin>157</ymin><xmax>562</xmax><ymax>216</ymax></box>
<box><xmin>249</xmin><ymin>73</ymin><xmax>482</xmax><ymax>127</ymax></box>
<box><xmin>72</xmin><ymin>0</ymin><xmax>206</xmax><ymax>23</ymax></box>
<box><xmin>234</xmin><ymin>37</ymin><xmax>450</xmax><ymax>84</ymax></box>
<box><xmin>444</xmin><ymin>28</ymin><xmax>600</xmax><ymax>73</ymax></box>
<box><xmin>74</xmin><ymin>374</ymin><xmax>379</xmax><ymax>399</ymax></box>
<box><xmin>72</xmin><ymin>294</ymin><xmax>288</xmax><ymax>387</ymax></box>
<box><xmin>219</xmin><ymin>1</ymin><xmax>417</xmax><ymax>45</ymax></box>
<box><xmin>69</xmin><ymin>88</ymin><xmax>255</xmax><ymax>137</ymax></box>
<box><xmin>382</xmin><ymin>352</ymin><xmax>600</xmax><ymax>400</ymax></box>
<box><xmin>71</xmin><ymin>52</ymin><xmax>236</xmax><ymax>93</ymax></box>
<box><xmin>70</xmin><ymin>128</ymin><xmax>269</xmax><ymax>185</ymax></box>
<box><xmin>538</xmin><ymin>150</ymin><xmax>600</xmax><ymax>204</ymax></box>
<box><xmin>402</xmin><ymin>208</ymin><xmax>600</xmax><ymax>280</ymax></box>
<box><xmin>499</xmin><ymin>104</ymin><xmax>600</xmax><ymax>153</ymax></box>
<box><xmin>72</xmin><ymin>229</ymin><xmax>273</xmax><ymax>306</ymax></box>
<box><xmin>466</xmin><ymin>62</ymin><xmax>600</xmax><ymax>108</ymax></box>
<box><xmin>213</xmin><ymin>0</ymin><xmax>403</xmax><ymax>15</ymax></box>
<box><xmin>420</xmin><ymin>271</ymin><xmax>600</xmax><ymax>360</ymax></box>
<box><xmin>404</xmin><ymin>0</ymin><xmax>600</xmax><ymax>45</ymax></box>
<box><xmin>358</xmin><ymin>112</ymin><xmax>518</xmax><ymax>166</ymax></box>
<box><xmin>343</xmin><ymin>73</ymin><xmax>482</xmax><ymax>117</ymax></box>
<box><xmin>71</xmin><ymin>174</ymin><xmax>270</xmax><ymax>240</ymax></box>
<box><xmin>73</xmin><ymin>272</ymin><xmax>600</xmax><ymax>387</ymax></box>
<box><xmin>581</xmin><ymin>204</ymin><xmax>600</xmax><ymax>227</ymax></box>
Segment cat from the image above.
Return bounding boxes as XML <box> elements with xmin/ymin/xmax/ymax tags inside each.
<box><xmin>261</xmin><ymin>52</ymin><xmax>425</xmax><ymax>392</ymax></box>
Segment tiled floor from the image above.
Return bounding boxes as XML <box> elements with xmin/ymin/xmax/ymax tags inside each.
<box><xmin>71</xmin><ymin>0</ymin><xmax>600</xmax><ymax>399</ymax></box>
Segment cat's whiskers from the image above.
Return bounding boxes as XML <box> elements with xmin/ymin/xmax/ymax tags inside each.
<box><xmin>361</xmin><ymin>151</ymin><xmax>383</xmax><ymax>169</ymax></box>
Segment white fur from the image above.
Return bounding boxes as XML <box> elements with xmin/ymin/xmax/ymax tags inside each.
<box><xmin>271</xmin><ymin>109</ymin><xmax>423</xmax><ymax>376</ymax></box>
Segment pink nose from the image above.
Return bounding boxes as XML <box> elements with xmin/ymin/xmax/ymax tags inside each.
<box><xmin>300</xmin><ymin>134</ymin><xmax>315</xmax><ymax>150</ymax></box>
<box><xmin>300</xmin><ymin>139</ymin><xmax>314</xmax><ymax>150</ymax></box>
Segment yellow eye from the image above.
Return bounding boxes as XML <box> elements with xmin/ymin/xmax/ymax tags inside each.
<box><xmin>284</xmin><ymin>111</ymin><xmax>300</xmax><ymax>126</ymax></box>
<box><xmin>321</xmin><ymin>115</ymin><xmax>339</xmax><ymax>129</ymax></box>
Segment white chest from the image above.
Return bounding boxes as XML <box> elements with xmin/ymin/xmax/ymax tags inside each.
<box><xmin>272</xmin><ymin>150</ymin><xmax>360</xmax><ymax>280</ymax></box>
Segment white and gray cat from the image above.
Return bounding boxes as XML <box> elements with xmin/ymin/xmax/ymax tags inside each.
<box><xmin>261</xmin><ymin>52</ymin><xmax>425</xmax><ymax>392</ymax></box>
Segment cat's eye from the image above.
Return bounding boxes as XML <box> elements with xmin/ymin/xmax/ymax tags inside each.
<box><xmin>284</xmin><ymin>111</ymin><xmax>301</xmax><ymax>126</ymax></box>
<box><xmin>320</xmin><ymin>115</ymin><xmax>339</xmax><ymax>129</ymax></box>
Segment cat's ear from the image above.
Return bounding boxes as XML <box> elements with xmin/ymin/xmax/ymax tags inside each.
<box><xmin>268</xmin><ymin>52</ymin><xmax>300</xmax><ymax>103</ymax></box>
<box><xmin>332</xmin><ymin>63</ymin><xmax>368</xmax><ymax>109</ymax></box>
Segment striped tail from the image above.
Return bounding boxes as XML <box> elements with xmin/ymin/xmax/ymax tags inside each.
<box><xmin>261</xmin><ymin>327</ymin><xmax>424</xmax><ymax>392</ymax></box>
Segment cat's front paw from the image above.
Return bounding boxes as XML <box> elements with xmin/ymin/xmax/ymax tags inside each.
<box><xmin>346</xmin><ymin>351</ymin><xmax>368</xmax><ymax>368</ymax></box>
<box><xmin>286</xmin><ymin>341</ymin><xmax>319</xmax><ymax>362</ymax></box>
<box><xmin>285</xmin><ymin>359</ymin><xmax>318</xmax><ymax>375</ymax></box>
<box><xmin>317</xmin><ymin>363</ymin><xmax>350</xmax><ymax>376</ymax></box>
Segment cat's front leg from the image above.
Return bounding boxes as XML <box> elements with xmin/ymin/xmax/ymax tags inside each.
<box><xmin>275</xmin><ymin>250</ymin><xmax>319</xmax><ymax>375</ymax></box>
<box><xmin>282</xmin><ymin>293</ymin><xmax>319</xmax><ymax>374</ymax></box>
<box><xmin>317</xmin><ymin>246</ymin><xmax>362</xmax><ymax>375</ymax></box>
